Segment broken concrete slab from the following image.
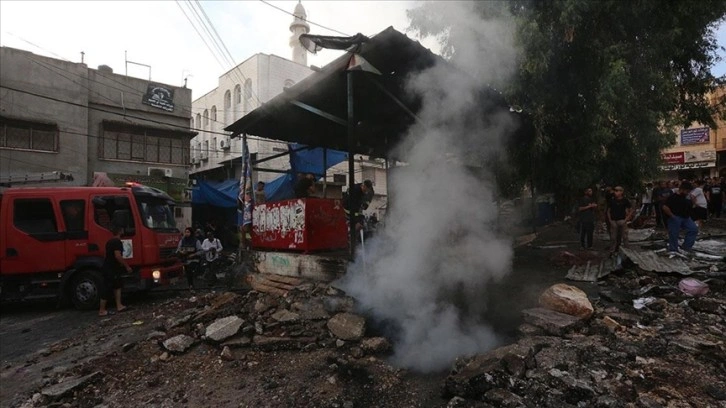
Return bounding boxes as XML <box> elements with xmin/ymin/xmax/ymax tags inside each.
<box><xmin>270</xmin><ymin>309</ymin><xmax>300</xmax><ymax>323</ymax></box>
<box><xmin>292</xmin><ymin>298</ymin><xmax>330</xmax><ymax>320</ymax></box>
<box><xmin>521</xmin><ymin>308</ymin><xmax>583</xmax><ymax>336</ymax></box>
<box><xmin>41</xmin><ymin>371</ymin><xmax>102</xmax><ymax>399</ymax></box>
<box><xmin>360</xmin><ymin>337</ymin><xmax>392</xmax><ymax>354</ymax></box>
<box><xmin>205</xmin><ymin>316</ymin><xmax>244</xmax><ymax>342</ymax></box>
<box><xmin>162</xmin><ymin>335</ymin><xmax>196</xmax><ymax>353</ymax></box>
<box><xmin>192</xmin><ymin>292</ymin><xmax>241</xmax><ymax>322</ymax></box>
<box><xmin>539</xmin><ymin>284</ymin><xmax>594</xmax><ymax>319</ymax></box>
<box><xmin>327</xmin><ymin>313</ymin><xmax>366</xmax><ymax>341</ymax></box>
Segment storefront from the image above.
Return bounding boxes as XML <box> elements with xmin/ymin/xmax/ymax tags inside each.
<box><xmin>659</xmin><ymin>149</ymin><xmax>717</xmax><ymax>180</ymax></box>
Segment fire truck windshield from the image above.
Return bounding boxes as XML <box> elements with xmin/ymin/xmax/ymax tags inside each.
<box><xmin>136</xmin><ymin>197</ymin><xmax>177</xmax><ymax>232</ymax></box>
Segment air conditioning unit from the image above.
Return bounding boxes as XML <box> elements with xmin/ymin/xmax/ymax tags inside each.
<box><xmin>148</xmin><ymin>167</ymin><xmax>173</xmax><ymax>178</ymax></box>
<box><xmin>220</xmin><ymin>138</ymin><xmax>231</xmax><ymax>150</ymax></box>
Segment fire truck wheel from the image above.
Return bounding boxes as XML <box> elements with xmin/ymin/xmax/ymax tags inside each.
<box><xmin>70</xmin><ymin>270</ymin><xmax>103</xmax><ymax>310</ymax></box>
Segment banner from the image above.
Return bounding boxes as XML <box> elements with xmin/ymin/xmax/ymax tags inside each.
<box><xmin>661</xmin><ymin>152</ymin><xmax>684</xmax><ymax>164</ymax></box>
<box><xmin>684</xmin><ymin>150</ymin><xmax>716</xmax><ymax>163</ymax></box>
<box><xmin>680</xmin><ymin>127</ymin><xmax>710</xmax><ymax>145</ymax></box>
<box><xmin>659</xmin><ymin>162</ymin><xmax>715</xmax><ymax>171</ymax></box>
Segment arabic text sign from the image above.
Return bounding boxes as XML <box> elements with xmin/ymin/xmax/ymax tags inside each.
<box><xmin>684</xmin><ymin>150</ymin><xmax>716</xmax><ymax>163</ymax></box>
<box><xmin>142</xmin><ymin>84</ymin><xmax>175</xmax><ymax>112</ymax></box>
<box><xmin>659</xmin><ymin>162</ymin><xmax>715</xmax><ymax>171</ymax></box>
<box><xmin>661</xmin><ymin>152</ymin><xmax>684</xmax><ymax>164</ymax></box>
<box><xmin>680</xmin><ymin>127</ymin><xmax>710</xmax><ymax>145</ymax></box>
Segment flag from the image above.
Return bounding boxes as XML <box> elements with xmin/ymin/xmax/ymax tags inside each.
<box><xmin>239</xmin><ymin>137</ymin><xmax>253</xmax><ymax>227</ymax></box>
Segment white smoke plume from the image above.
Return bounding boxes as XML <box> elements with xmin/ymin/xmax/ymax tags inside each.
<box><xmin>339</xmin><ymin>2</ymin><xmax>521</xmax><ymax>372</ymax></box>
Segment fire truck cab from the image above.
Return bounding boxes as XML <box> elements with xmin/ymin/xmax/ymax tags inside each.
<box><xmin>0</xmin><ymin>184</ymin><xmax>183</xmax><ymax>309</ymax></box>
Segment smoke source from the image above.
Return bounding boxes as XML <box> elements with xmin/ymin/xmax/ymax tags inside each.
<box><xmin>340</xmin><ymin>2</ymin><xmax>521</xmax><ymax>372</ymax></box>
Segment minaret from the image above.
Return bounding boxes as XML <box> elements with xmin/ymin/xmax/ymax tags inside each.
<box><xmin>289</xmin><ymin>1</ymin><xmax>310</xmax><ymax>66</ymax></box>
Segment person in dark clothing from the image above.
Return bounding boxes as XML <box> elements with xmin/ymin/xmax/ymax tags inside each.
<box><xmin>177</xmin><ymin>227</ymin><xmax>202</xmax><ymax>290</ymax></box>
<box><xmin>707</xmin><ymin>177</ymin><xmax>724</xmax><ymax>218</ymax></box>
<box><xmin>607</xmin><ymin>186</ymin><xmax>633</xmax><ymax>252</ymax></box>
<box><xmin>578</xmin><ymin>187</ymin><xmax>597</xmax><ymax>249</ymax></box>
<box><xmin>345</xmin><ymin>180</ymin><xmax>374</xmax><ymax>236</ymax></box>
<box><xmin>655</xmin><ymin>180</ymin><xmax>672</xmax><ymax>228</ymax></box>
<box><xmin>99</xmin><ymin>226</ymin><xmax>131</xmax><ymax>316</ymax></box>
<box><xmin>663</xmin><ymin>181</ymin><xmax>698</xmax><ymax>253</ymax></box>
<box><xmin>603</xmin><ymin>186</ymin><xmax>614</xmax><ymax>235</ymax></box>
<box><xmin>294</xmin><ymin>174</ymin><xmax>315</xmax><ymax>198</ymax></box>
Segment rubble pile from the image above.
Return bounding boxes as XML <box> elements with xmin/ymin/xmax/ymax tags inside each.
<box><xmin>445</xmin><ymin>275</ymin><xmax>726</xmax><ymax>407</ymax></box>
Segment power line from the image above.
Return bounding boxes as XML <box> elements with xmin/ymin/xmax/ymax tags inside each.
<box><xmin>258</xmin><ymin>0</ymin><xmax>350</xmax><ymax>36</ymax></box>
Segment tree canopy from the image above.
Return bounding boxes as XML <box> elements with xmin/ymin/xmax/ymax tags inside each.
<box><xmin>408</xmin><ymin>0</ymin><xmax>726</xmax><ymax>204</ymax></box>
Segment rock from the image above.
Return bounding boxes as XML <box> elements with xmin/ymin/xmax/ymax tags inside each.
<box><xmin>484</xmin><ymin>388</ymin><xmax>524</xmax><ymax>407</ymax></box>
<box><xmin>517</xmin><ymin>323</ymin><xmax>543</xmax><ymax>336</ymax></box>
<box><xmin>221</xmin><ymin>335</ymin><xmax>252</xmax><ymax>348</ymax></box>
<box><xmin>351</xmin><ymin>347</ymin><xmax>364</xmax><ymax>358</ymax></box>
<box><xmin>121</xmin><ymin>342</ymin><xmax>136</xmax><ymax>352</ymax></box>
<box><xmin>146</xmin><ymin>331</ymin><xmax>167</xmax><ymax>341</ymax></box>
<box><xmin>254</xmin><ymin>321</ymin><xmax>264</xmax><ymax>335</ymax></box>
<box><xmin>539</xmin><ymin>283</ymin><xmax>594</xmax><ymax>319</ymax></box>
<box><xmin>322</xmin><ymin>296</ymin><xmax>355</xmax><ymax>314</ymax></box>
<box><xmin>252</xmin><ymin>335</ymin><xmax>316</xmax><ymax>350</ymax></box>
<box><xmin>446</xmin><ymin>396</ymin><xmax>467</xmax><ymax>408</ymax></box>
<box><xmin>522</xmin><ymin>307</ymin><xmax>583</xmax><ymax>336</ymax></box>
<box><xmin>360</xmin><ymin>337</ymin><xmax>391</xmax><ymax>354</ymax></box>
<box><xmin>162</xmin><ymin>335</ymin><xmax>196</xmax><ymax>353</ymax></box>
<box><xmin>327</xmin><ymin>313</ymin><xmax>366</xmax><ymax>341</ymax></box>
<box><xmin>220</xmin><ymin>346</ymin><xmax>234</xmax><ymax>361</ymax></box>
<box><xmin>159</xmin><ymin>352</ymin><xmax>170</xmax><ymax>361</ymax></box>
<box><xmin>205</xmin><ymin>316</ymin><xmax>244</xmax><ymax>342</ymax></box>
<box><xmin>601</xmin><ymin>316</ymin><xmax>625</xmax><ymax>333</ymax></box>
<box><xmin>594</xmin><ymin>395</ymin><xmax>622</xmax><ymax>408</ymax></box>
<box><xmin>41</xmin><ymin>372</ymin><xmax>102</xmax><ymax>399</ymax></box>
<box><xmin>165</xmin><ymin>311</ymin><xmax>193</xmax><ymax>330</ymax></box>
<box><xmin>271</xmin><ymin>309</ymin><xmax>300</xmax><ymax>323</ymax></box>
<box><xmin>193</xmin><ymin>292</ymin><xmax>241</xmax><ymax>322</ymax></box>
<box><xmin>292</xmin><ymin>299</ymin><xmax>330</xmax><ymax>320</ymax></box>
<box><xmin>254</xmin><ymin>297</ymin><xmax>277</xmax><ymax>313</ymax></box>
<box><xmin>336</xmin><ymin>339</ymin><xmax>346</xmax><ymax>348</ymax></box>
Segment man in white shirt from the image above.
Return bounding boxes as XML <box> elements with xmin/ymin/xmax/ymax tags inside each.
<box><xmin>202</xmin><ymin>231</ymin><xmax>223</xmax><ymax>262</ymax></box>
<box><xmin>690</xmin><ymin>179</ymin><xmax>708</xmax><ymax>227</ymax></box>
<box><xmin>642</xmin><ymin>182</ymin><xmax>653</xmax><ymax>217</ymax></box>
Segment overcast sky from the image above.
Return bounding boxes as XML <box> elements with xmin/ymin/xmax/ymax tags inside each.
<box><xmin>1</xmin><ymin>0</ymin><xmax>725</xmax><ymax>103</ymax></box>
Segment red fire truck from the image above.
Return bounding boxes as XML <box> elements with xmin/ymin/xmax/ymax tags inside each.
<box><xmin>0</xmin><ymin>183</ymin><xmax>183</xmax><ymax>309</ymax></box>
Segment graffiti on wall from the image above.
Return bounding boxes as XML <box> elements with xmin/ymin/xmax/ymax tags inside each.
<box><xmin>252</xmin><ymin>199</ymin><xmax>306</xmax><ymax>247</ymax></box>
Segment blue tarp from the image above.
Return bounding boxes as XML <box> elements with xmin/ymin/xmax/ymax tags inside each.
<box><xmin>192</xmin><ymin>144</ymin><xmax>347</xmax><ymax>206</ymax></box>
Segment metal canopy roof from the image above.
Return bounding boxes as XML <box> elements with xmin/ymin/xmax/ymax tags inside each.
<box><xmin>225</xmin><ymin>27</ymin><xmax>446</xmax><ymax>159</ymax></box>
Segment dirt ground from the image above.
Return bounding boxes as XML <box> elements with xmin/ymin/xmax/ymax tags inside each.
<box><xmin>2</xmin><ymin>220</ymin><xmax>724</xmax><ymax>408</ymax></box>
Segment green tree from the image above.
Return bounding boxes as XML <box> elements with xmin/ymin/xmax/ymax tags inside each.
<box><xmin>408</xmin><ymin>0</ymin><xmax>726</xmax><ymax>210</ymax></box>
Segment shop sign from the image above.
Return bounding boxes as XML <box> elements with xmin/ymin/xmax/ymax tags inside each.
<box><xmin>680</xmin><ymin>127</ymin><xmax>710</xmax><ymax>145</ymax></box>
<box><xmin>684</xmin><ymin>150</ymin><xmax>716</xmax><ymax>163</ymax></box>
<box><xmin>142</xmin><ymin>84</ymin><xmax>175</xmax><ymax>112</ymax></box>
<box><xmin>661</xmin><ymin>152</ymin><xmax>684</xmax><ymax>164</ymax></box>
<box><xmin>659</xmin><ymin>162</ymin><xmax>716</xmax><ymax>171</ymax></box>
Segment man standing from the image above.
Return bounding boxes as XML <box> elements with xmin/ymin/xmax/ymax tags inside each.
<box><xmin>578</xmin><ymin>187</ymin><xmax>597</xmax><ymax>249</ymax></box>
<box><xmin>707</xmin><ymin>177</ymin><xmax>723</xmax><ymax>218</ymax></box>
<box><xmin>607</xmin><ymin>186</ymin><xmax>633</xmax><ymax>251</ymax></box>
<box><xmin>690</xmin><ymin>179</ymin><xmax>708</xmax><ymax>228</ymax></box>
<box><xmin>345</xmin><ymin>180</ymin><xmax>374</xmax><ymax>238</ymax></box>
<box><xmin>663</xmin><ymin>181</ymin><xmax>698</xmax><ymax>253</ymax></box>
<box><xmin>99</xmin><ymin>226</ymin><xmax>131</xmax><ymax>316</ymax></box>
<box><xmin>641</xmin><ymin>182</ymin><xmax>653</xmax><ymax>217</ymax></box>
<box><xmin>254</xmin><ymin>181</ymin><xmax>267</xmax><ymax>205</ymax></box>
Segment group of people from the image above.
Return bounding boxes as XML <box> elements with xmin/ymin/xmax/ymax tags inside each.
<box><xmin>175</xmin><ymin>227</ymin><xmax>224</xmax><ymax>290</ymax></box>
<box><xmin>577</xmin><ymin>176</ymin><xmax>725</xmax><ymax>256</ymax></box>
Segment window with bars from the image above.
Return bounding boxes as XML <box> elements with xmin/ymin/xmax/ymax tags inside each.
<box><xmin>0</xmin><ymin>117</ymin><xmax>59</xmax><ymax>152</ymax></box>
<box><xmin>100</xmin><ymin>122</ymin><xmax>189</xmax><ymax>165</ymax></box>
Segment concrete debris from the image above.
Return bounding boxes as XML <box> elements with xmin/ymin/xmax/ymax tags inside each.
<box><xmin>633</xmin><ymin>297</ymin><xmax>658</xmax><ymax>310</ymax></box>
<box><xmin>327</xmin><ymin>313</ymin><xmax>366</xmax><ymax>341</ymax></box>
<box><xmin>205</xmin><ymin>316</ymin><xmax>244</xmax><ymax>343</ymax></box>
<box><xmin>522</xmin><ymin>307</ymin><xmax>583</xmax><ymax>336</ymax></box>
<box><xmin>162</xmin><ymin>335</ymin><xmax>196</xmax><ymax>353</ymax></box>
<box><xmin>360</xmin><ymin>337</ymin><xmax>392</xmax><ymax>354</ymax></box>
<box><xmin>539</xmin><ymin>283</ymin><xmax>594</xmax><ymax>319</ymax></box>
<box><xmin>220</xmin><ymin>346</ymin><xmax>234</xmax><ymax>361</ymax></box>
<box><xmin>270</xmin><ymin>309</ymin><xmax>300</xmax><ymax>323</ymax></box>
<box><xmin>566</xmin><ymin>258</ymin><xmax>618</xmax><ymax>282</ymax></box>
<box><xmin>620</xmin><ymin>247</ymin><xmax>694</xmax><ymax>274</ymax></box>
<box><xmin>40</xmin><ymin>372</ymin><xmax>102</xmax><ymax>399</ymax></box>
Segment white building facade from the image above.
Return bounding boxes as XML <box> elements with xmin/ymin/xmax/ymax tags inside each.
<box><xmin>189</xmin><ymin>2</ymin><xmax>387</xmax><ymax>217</ymax></box>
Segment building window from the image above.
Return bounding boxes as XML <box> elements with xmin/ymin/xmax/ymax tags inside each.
<box><xmin>224</xmin><ymin>90</ymin><xmax>231</xmax><ymax>109</ymax></box>
<box><xmin>212</xmin><ymin>137</ymin><xmax>217</xmax><ymax>157</ymax></box>
<box><xmin>195</xmin><ymin>113</ymin><xmax>201</xmax><ymax>129</ymax></box>
<box><xmin>203</xmin><ymin>140</ymin><xmax>209</xmax><ymax>159</ymax></box>
<box><xmin>211</xmin><ymin>106</ymin><xmax>217</xmax><ymax>121</ymax></box>
<box><xmin>203</xmin><ymin>109</ymin><xmax>209</xmax><ymax>128</ymax></box>
<box><xmin>0</xmin><ymin>116</ymin><xmax>59</xmax><ymax>152</ymax></box>
<box><xmin>234</xmin><ymin>84</ymin><xmax>242</xmax><ymax>105</ymax></box>
<box><xmin>100</xmin><ymin>122</ymin><xmax>190</xmax><ymax>165</ymax></box>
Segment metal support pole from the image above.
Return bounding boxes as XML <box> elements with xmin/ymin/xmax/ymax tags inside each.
<box><xmin>347</xmin><ymin>70</ymin><xmax>357</xmax><ymax>258</ymax></box>
<box><xmin>323</xmin><ymin>148</ymin><xmax>328</xmax><ymax>198</ymax></box>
